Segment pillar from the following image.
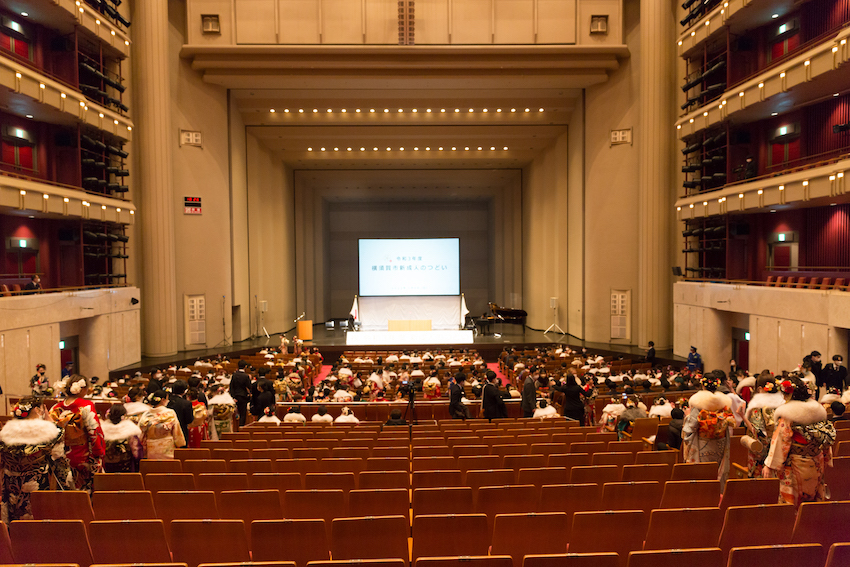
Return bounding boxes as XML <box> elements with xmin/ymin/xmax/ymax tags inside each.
<box><xmin>637</xmin><ymin>0</ymin><xmax>675</xmax><ymax>349</ymax></box>
<box><xmin>132</xmin><ymin>0</ymin><xmax>178</xmax><ymax>357</ymax></box>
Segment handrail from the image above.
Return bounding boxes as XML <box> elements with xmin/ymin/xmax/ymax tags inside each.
<box><xmin>681</xmin><ymin>277</ymin><xmax>849</xmax><ymax>289</ymax></box>
<box><xmin>0</xmin><ymin>283</ymin><xmax>131</xmax><ymax>297</ymax></box>
<box><xmin>0</xmin><ymin>170</ymin><xmax>131</xmax><ymax>202</ymax></box>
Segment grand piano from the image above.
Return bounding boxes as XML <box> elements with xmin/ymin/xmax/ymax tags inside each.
<box><xmin>475</xmin><ymin>302</ymin><xmax>528</xmax><ymax>334</ymax></box>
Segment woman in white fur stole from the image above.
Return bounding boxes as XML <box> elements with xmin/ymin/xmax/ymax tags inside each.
<box><xmin>101</xmin><ymin>404</ymin><xmax>143</xmax><ymax>472</ymax></box>
<box><xmin>683</xmin><ymin>371</ymin><xmax>737</xmax><ymax>485</ymax></box>
<box><xmin>742</xmin><ymin>375</ymin><xmax>785</xmax><ymax>478</ymax></box>
<box><xmin>763</xmin><ymin>377</ymin><xmax>836</xmax><ymax>507</ymax></box>
<box><xmin>0</xmin><ymin>397</ymin><xmax>73</xmax><ymax>522</ymax></box>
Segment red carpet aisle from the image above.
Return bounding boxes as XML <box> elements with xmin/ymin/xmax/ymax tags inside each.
<box><xmin>487</xmin><ymin>362</ymin><xmax>509</xmax><ymax>385</ymax></box>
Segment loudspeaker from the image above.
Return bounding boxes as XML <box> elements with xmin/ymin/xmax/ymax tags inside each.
<box><xmin>325</xmin><ymin>321</ymin><xmax>335</xmax><ymax>330</ymax></box>
<box><xmin>549</xmin><ymin>297</ymin><xmax>557</xmax><ymax>309</ymax></box>
<box><xmin>130</xmin><ymin>297</ymin><xmax>140</xmax><ymax>305</ymax></box>
<box><xmin>671</xmin><ymin>267</ymin><xmax>683</xmax><ymax>276</ymax></box>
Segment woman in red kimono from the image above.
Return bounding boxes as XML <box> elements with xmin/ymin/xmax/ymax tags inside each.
<box><xmin>49</xmin><ymin>374</ymin><xmax>105</xmax><ymax>493</ymax></box>
<box><xmin>186</xmin><ymin>388</ymin><xmax>209</xmax><ymax>448</ymax></box>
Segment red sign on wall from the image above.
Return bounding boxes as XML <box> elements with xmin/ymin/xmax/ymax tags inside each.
<box><xmin>184</xmin><ymin>196</ymin><xmax>202</xmax><ymax>215</ymax></box>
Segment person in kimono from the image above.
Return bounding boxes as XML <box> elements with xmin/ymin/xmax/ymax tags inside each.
<box><xmin>599</xmin><ymin>397</ymin><xmax>626</xmax><ymax>433</ymax></box>
<box><xmin>763</xmin><ymin>377</ymin><xmax>836</xmax><ymax>507</ymax></box>
<box><xmin>123</xmin><ymin>386</ymin><xmax>151</xmax><ymax>424</ymax></box>
<box><xmin>0</xmin><ymin>397</ymin><xmax>73</xmax><ymax>522</ymax></box>
<box><xmin>49</xmin><ymin>374</ymin><xmax>105</xmax><ymax>493</ymax></box>
<box><xmin>101</xmin><ymin>404</ymin><xmax>143</xmax><ymax>473</ymax></box>
<box><xmin>138</xmin><ymin>391</ymin><xmax>186</xmax><ymax>459</ymax></box>
<box><xmin>258</xmin><ymin>406</ymin><xmax>281</xmax><ymax>424</ymax></box>
<box><xmin>335</xmin><ymin>406</ymin><xmax>359</xmax><ymax>423</ymax></box>
<box><xmin>186</xmin><ymin>389</ymin><xmax>210</xmax><ymax>448</ymax></box>
<box><xmin>207</xmin><ymin>388</ymin><xmax>237</xmax><ymax>438</ymax></box>
<box><xmin>29</xmin><ymin>364</ymin><xmax>50</xmax><ymax>396</ymax></box>
<box><xmin>683</xmin><ymin>370</ymin><xmax>736</xmax><ymax>486</ymax></box>
<box><xmin>742</xmin><ymin>375</ymin><xmax>784</xmax><ymax>478</ymax></box>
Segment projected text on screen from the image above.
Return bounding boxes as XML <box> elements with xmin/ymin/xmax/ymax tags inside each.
<box><xmin>358</xmin><ymin>238</ymin><xmax>460</xmax><ymax>296</ymax></box>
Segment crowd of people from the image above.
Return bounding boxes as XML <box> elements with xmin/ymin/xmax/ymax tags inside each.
<box><xmin>0</xmin><ymin>343</ymin><xmax>847</xmax><ymax>524</ymax></box>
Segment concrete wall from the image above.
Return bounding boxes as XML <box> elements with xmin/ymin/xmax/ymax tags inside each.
<box><xmin>522</xmin><ymin>132</ymin><xmax>570</xmax><ymax>332</ymax></box>
<box><xmin>166</xmin><ymin>1</ymin><xmax>235</xmax><ymax>350</ymax></box>
<box><xmin>246</xmin><ymin>133</ymin><xmax>297</xmax><ymax>336</ymax></box>
<box><xmin>580</xmin><ymin>0</ymin><xmax>641</xmax><ymax>344</ymax></box>
<box><xmin>674</xmin><ymin>282</ymin><xmax>850</xmax><ymax>372</ymax></box>
<box><xmin>0</xmin><ymin>287</ymin><xmax>141</xmax><ymax>402</ymax></box>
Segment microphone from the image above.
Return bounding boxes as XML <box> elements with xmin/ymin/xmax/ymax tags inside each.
<box><xmin>294</xmin><ymin>312</ymin><xmax>306</xmax><ymax>323</ymax></box>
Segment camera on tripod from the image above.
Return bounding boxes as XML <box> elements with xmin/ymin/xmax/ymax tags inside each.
<box><xmin>398</xmin><ymin>381</ymin><xmax>415</xmax><ymax>402</ymax></box>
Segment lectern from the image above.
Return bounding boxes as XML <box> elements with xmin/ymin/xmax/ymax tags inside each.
<box><xmin>296</xmin><ymin>320</ymin><xmax>313</xmax><ymax>341</ymax></box>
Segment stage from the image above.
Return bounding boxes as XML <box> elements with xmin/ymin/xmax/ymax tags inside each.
<box><xmin>111</xmin><ymin>323</ymin><xmax>686</xmax><ymax>379</ymax></box>
<box><xmin>346</xmin><ymin>330</ymin><xmax>474</xmax><ymax>346</ymax></box>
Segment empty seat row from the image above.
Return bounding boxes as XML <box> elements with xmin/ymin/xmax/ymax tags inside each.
<box><xmin>11</xmin><ymin>501</ymin><xmax>850</xmax><ymax>567</ymax></box>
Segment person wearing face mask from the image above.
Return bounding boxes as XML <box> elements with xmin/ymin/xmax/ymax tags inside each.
<box><xmin>0</xmin><ymin>397</ymin><xmax>73</xmax><ymax>521</ymax></box>
<box><xmin>29</xmin><ymin>364</ymin><xmax>49</xmax><ymax>396</ymax></box>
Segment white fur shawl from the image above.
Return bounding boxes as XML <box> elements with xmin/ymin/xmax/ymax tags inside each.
<box><xmin>601</xmin><ymin>403</ymin><xmax>626</xmax><ymax>417</ymax></box>
<box><xmin>745</xmin><ymin>392</ymin><xmax>785</xmax><ymax>419</ymax></box>
<box><xmin>124</xmin><ymin>402</ymin><xmax>151</xmax><ymax>416</ymax></box>
<box><xmin>101</xmin><ymin>419</ymin><xmax>142</xmax><ymax>442</ymax></box>
<box><xmin>0</xmin><ymin>419</ymin><xmax>62</xmax><ymax>446</ymax></box>
<box><xmin>774</xmin><ymin>399</ymin><xmax>827</xmax><ymax>425</ymax></box>
<box><xmin>688</xmin><ymin>390</ymin><xmax>731</xmax><ymax>411</ymax></box>
<box><xmin>736</xmin><ymin>377</ymin><xmax>756</xmax><ymax>394</ymax></box>
<box><xmin>649</xmin><ymin>402</ymin><xmax>673</xmax><ymax>418</ymax></box>
<box><xmin>208</xmin><ymin>393</ymin><xmax>235</xmax><ymax>406</ymax></box>
<box><xmin>842</xmin><ymin>390</ymin><xmax>850</xmax><ymax>405</ymax></box>
<box><xmin>819</xmin><ymin>393</ymin><xmax>841</xmax><ymax>405</ymax></box>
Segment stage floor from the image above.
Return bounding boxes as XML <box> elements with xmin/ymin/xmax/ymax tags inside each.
<box><xmin>346</xmin><ymin>330</ymin><xmax>474</xmax><ymax>346</ymax></box>
<box><xmin>112</xmin><ymin>324</ymin><xmax>686</xmax><ymax>377</ymax></box>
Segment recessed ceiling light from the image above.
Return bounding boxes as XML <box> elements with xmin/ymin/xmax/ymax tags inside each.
<box><xmin>451</xmin><ymin>147</ymin><xmax>457</xmax><ymax>150</ymax></box>
<box><xmin>298</xmin><ymin>109</ymin><xmax>304</xmax><ymax>113</ymax></box>
<box><xmin>270</xmin><ymin>109</ymin><xmax>275</xmax><ymax>113</ymax></box>
<box><xmin>441</xmin><ymin>109</ymin><xmax>446</xmax><ymax>113</ymax></box>
<box><xmin>497</xmin><ymin>109</ymin><xmax>502</xmax><ymax>113</ymax></box>
<box><xmin>503</xmin><ymin>146</ymin><xmax>508</xmax><ymax>150</ymax></box>
<box><xmin>327</xmin><ymin>109</ymin><xmax>332</xmax><ymax>113</ymax></box>
<box><xmin>21</xmin><ymin>12</ymin><xmax>28</xmax><ymax>16</ymax></box>
<box><xmin>770</xmin><ymin>209</ymin><xmax>777</xmax><ymax>212</ymax></box>
<box><xmin>412</xmin><ymin>109</ymin><xmax>418</xmax><ymax>113</ymax></box>
<box><xmin>831</xmin><ymin>203</ymin><xmax>838</xmax><ymax>206</ymax></box>
<box><xmin>398</xmin><ymin>109</ymin><xmax>403</xmax><ymax>113</ymax></box>
<box><xmin>320</xmin><ymin>147</ymin><xmax>326</xmax><ymax>151</ymax></box>
<box><xmin>312</xmin><ymin>109</ymin><xmax>318</xmax><ymax>113</ymax></box>
<box><xmin>835</xmin><ymin>93</ymin><xmax>841</xmax><ymax>97</ymax></box>
<box><xmin>384</xmin><ymin>109</ymin><xmax>389</xmax><ymax>113</ymax></box>
<box><xmin>525</xmin><ymin>108</ymin><xmax>530</xmax><ymax>112</ymax></box>
<box><xmin>333</xmin><ymin>147</ymin><xmax>338</xmax><ymax>151</ymax></box>
<box><xmin>511</xmin><ymin>108</ymin><xmax>516</xmax><ymax>112</ymax></box>
<box><xmin>307</xmin><ymin>147</ymin><xmax>312</xmax><ymax>151</ymax></box>
<box><xmin>370</xmin><ymin>109</ymin><xmax>375</xmax><ymax>113</ymax></box>
<box><xmin>25</xmin><ymin>114</ymin><xmax>33</xmax><ymax>119</ymax></box>
<box><xmin>771</xmin><ymin>13</ymin><xmax>779</xmax><ymax>18</ymax></box>
<box><xmin>771</xmin><ymin>112</ymin><xmax>778</xmax><ymax>116</ymax></box>
<box><xmin>539</xmin><ymin>108</ymin><xmax>544</xmax><ymax>112</ymax></box>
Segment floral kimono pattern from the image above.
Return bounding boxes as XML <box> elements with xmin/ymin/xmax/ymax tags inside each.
<box><xmin>138</xmin><ymin>407</ymin><xmax>186</xmax><ymax>460</ymax></box>
<box><xmin>208</xmin><ymin>394</ymin><xmax>237</xmax><ymax>439</ymax></box>
<box><xmin>188</xmin><ymin>401</ymin><xmax>210</xmax><ymax>448</ymax></box>
<box><xmin>102</xmin><ymin>419</ymin><xmax>144</xmax><ymax>473</ymax></box>
<box><xmin>746</xmin><ymin>407</ymin><xmax>777</xmax><ymax>477</ymax></box>
<box><xmin>0</xmin><ymin>419</ymin><xmax>73</xmax><ymax>522</ymax></box>
<box><xmin>765</xmin><ymin>417</ymin><xmax>836</xmax><ymax>506</ymax></box>
<box><xmin>683</xmin><ymin>406</ymin><xmax>736</xmax><ymax>486</ymax></box>
<box><xmin>49</xmin><ymin>398</ymin><xmax>105</xmax><ymax>493</ymax></box>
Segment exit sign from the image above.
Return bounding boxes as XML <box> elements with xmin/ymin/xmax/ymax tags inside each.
<box><xmin>184</xmin><ymin>196</ymin><xmax>202</xmax><ymax>215</ymax></box>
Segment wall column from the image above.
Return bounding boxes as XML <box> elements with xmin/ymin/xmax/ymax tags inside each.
<box><xmin>132</xmin><ymin>0</ymin><xmax>178</xmax><ymax>356</ymax></box>
<box><xmin>637</xmin><ymin>0</ymin><xmax>675</xmax><ymax>348</ymax></box>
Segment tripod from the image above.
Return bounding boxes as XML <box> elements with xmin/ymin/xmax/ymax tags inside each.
<box><xmin>544</xmin><ymin>305</ymin><xmax>565</xmax><ymax>334</ymax></box>
<box><xmin>402</xmin><ymin>388</ymin><xmax>417</xmax><ymax>424</ymax></box>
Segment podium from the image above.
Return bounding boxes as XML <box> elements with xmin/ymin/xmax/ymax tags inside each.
<box><xmin>296</xmin><ymin>320</ymin><xmax>313</xmax><ymax>341</ymax></box>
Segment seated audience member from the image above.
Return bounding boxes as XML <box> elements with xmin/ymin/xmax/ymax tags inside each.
<box><xmin>335</xmin><ymin>406</ymin><xmax>359</xmax><ymax>423</ymax></box>
<box><xmin>667</xmin><ymin>407</ymin><xmax>685</xmax><ymax>450</ymax></box>
<box><xmin>533</xmin><ymin>399</ymin><xmax>558</xmax><ymax>419</ymax></box>
<box><xmin>385</xmin><ymin>409</ymin><xmax>407</xmax><ymax>426</ymax></box>
<box><xmin>101</xmin><ymin>405</ymin><xmax>143</xmax><ymax>473</ymax></box>
<box><xmin>283</xmin><ymin>406</ymin><xmax>306</xmax><ymax>423</ymax></box>
<box><xmin>23</xmin><ymin>274</ymin><xmax>42</xmax><ymax>293</ymax></box>
<box><xmin>258</xmin><ymin>406</ymin><xmax>281</xmax><ymax>424</ymax></box>
<box><xmin>311</xmin><ymin>405</ymin><xmax>333</xmax><ymax>422</ymax></box>
<box><xmin>830</xmin><ymin>401</ymin><xmax>848</xmax><ymax>422</ymax></box>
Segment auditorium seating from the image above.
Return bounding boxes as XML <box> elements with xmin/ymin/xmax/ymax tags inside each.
<box><xmin>6</xmin><ymin>416</ymin><xmax>850</xmax><ymax>567</ymax></box>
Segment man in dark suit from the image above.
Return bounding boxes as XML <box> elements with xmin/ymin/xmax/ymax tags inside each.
<box><xmin>520</xmin><ymin>369</ymin><xmax>537</xmax><ymax>418</ymax></box>
<box><xmin>481</xmin><ymin>371</ymin><xmax>507</xmax><ymax>420</ymax></box>
<box><xmin>449</xmin><ymin>372</ymin><xmax>471</xmax><ymax>420</ymax></box>
<box><xmin>821</xmin><ymin>355</ymin><xmax>848</xmax><ymax>392</ymax></box>
<box><xmin>229</xmin><ymin>360</ymin><xmax>253</xmax><ymax>427</ymax></box>
<box><xmin>167</xmin><ymin>380</ymin><xmax>194</xmax><ymax>443</ymax></box>
<box><xmin>805</xmin><ymin>350</ymin><xmax>823</xmax><ymax>388</ymax></box>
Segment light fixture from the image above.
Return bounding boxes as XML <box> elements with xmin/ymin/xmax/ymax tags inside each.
<box><xmin>63</xmin><ymin>198</ymin><xmax>69</xmax><ymax>203</ymax></box>
<box><xmin>426</xmin><ymin>147</ymin><xmax>430</xmax><ymax>151</ymax></box>
<box><xmin>771</xmin><ymin>112</ymin><xmax>778</xmax><ymax>116</ymax></box>
<box><xmin>426</xmin><ymin>109</ymin><xmax>431</xmax><ymax>113</ymax></box>
<box><xmin>270</xmin><ymin>109</ymin><xmax>275</xmax><ymax>113</ymax></box>
<box><xmin>398</xmin><ymin>109</ymin><xmax>403</xmax><ymax>113</ymax></box>
<box><xmin>360</xmin><ymin>147</ymin><xmax>365</xmax><ymax>151</ymax></box>
<box><xmin>441</xmin><ymin>109</ymin><xmax>446</xmax><ymax>113</ymax></box>
<box><xmin>464</xmin><ymin>147</ymin><xmax>469</xmax><ymax>150</ymax></box>
<box><xmin>320</xmin><ymin>147</ymin><xmax>326</xmax><ymax>151</ymax></box>
<box><xmin>511</xmin><ymin>108</ymin><xmax>516</xmax><ymax>112</ymax></box>
<box><xmin>780</xmin><ymin>72</ymin><xmax>786</xmax><ymax>78</ymax></box>
<box><xmin>758</xmin><ymin>83</ymin><xmax>764</xmax><ymax>88</ymax></box>
<box><xmin>299</xmin><ymin>109</ymin><xmax>304</xmax><ymax>113</ymax></box>
<box><xmin>370</xmin><ymin>109</ymin><xmax>375</xmax><ymax>113</ymax></box>
<box><xmin>384</xmin><ymin>109</ymin><xmax>389</xmax><ymax>113</ymax></box>
<box><xmin>525</xmin><ymin>108</ymin><xmax>530</xmax><ymax>112</ymax></box>
<box><xmin>451</xmin><ymin>146</ymin><xmax>457</xmax><ymax>150</ymax></box>
<box><xmin>341</xmin><ymin>109</ymin><xmax>347</xmax><ymax>113</ymax></box>
<box><xmin>770</xmin><ymin>209</ymin><xmax>777</xmax><ymax>213</ymax></box>
<box><xmin>15</xmin><ymin>72</ymin><xmax>22</xmax><ymax>79</ymax></box>
<box><xmin>113</xmin><ymin>120</ymin><xmax>118</xmax><ymax>125</ymax></box>
<box><xmin>399</xmin><ymin>147</ymin><xmax>404</xmax><ymax>151</ymax></box>
<box><xmin>61</xmin><ymin>93</ymin><xmax>66</xmax><ymax>99</ymax></box>
<box><xmin>468</xmin><ymin>109</ymin><xmax>473</xmax><ymax>113</ymax></box>
<box><xmin>678</xmin><ymin>41</ymin><xmax>682</xmax><ymax>46</ymax></box>
<box><xmin>802</xmin><ymin>180</ymin><xmax>809</xmax><ymax>186</ymax></box>
<box><xmin>21</xmin><ymin>12</ymin><xmax>28</xmax><ymax>16</ymax></box>
<box><xmin>373</xmin><ymin>147</ymin><xmax>378</xmax><ymax>151</ymax></box>
<box><xmin>835</xmin><ymin>93</ymin><xmax>841</xmax><ymax>97</ymax></box>
<box><xmin>703</xmin><ymin>201</ymin><xmax>708</xmax><ymax>206</ymax></box>
<box><xmin>98</xmin><ymin>113</ymin><xmax>104</xmax><ymax>118</ymax></box>
<box><xmin>25</xmin><ymin>114</ymin><xmax>33</xmax><ymax>119</ymax></box>
<box><xmin>779</xmin><ymin>185</ymin><xmax>784</xmax><ymax>190</ymax></box>
<box><xmin>839</xmin><ymin>173</ymin><xmax>845</xmax><ymax>178</ymax></box>
<box><xmin>771</xmin><ymin>13</ymin><xmax>779</xmax><ymax>18</ymax></box>
<box><xmin>689</xmin><ymin>118</ymin><xmax>694</xmax><ymax>123</ymax></box>
<box><xmin>738</xmin><ymin>193</ymin><xmax>744</xmax><ymax>198</ymax></box>
<box><xmin>127</xmin><ymin>126</ymin><xmax>131</xmax><ymax>131</ymax></box>
<box><xmin>689</xmin><ymin>204</ymin><xmax>694</xmax><ymax>209</ymax></box>
<box><xmin>739</xmin><ymin>91</ymin><xmax>745</xmax><ymax>97</ymax></box>
<box><xmin>503</xmin><ymin>146</ymin><xmax>508</xmax><ymax>150</ymax></box>
<box><xmin>490</xmin><ymin>146</ymin><xmax>495</xmax><ymax>150</ymax></box>
<box><xmin>483</xmin><ymin>109</ymin><xmax>488</xmax><ymax>113</ymax></box>
<box><xmin>703</xmin><ymin>112</ymin><xmax>708</xmax><ymax>117</ymax></box>
<box><xmin>101</xmin><ymin>205</ymin><xmax>106</xmax><ymax>210</ymax></box>
<box><xmin>307</xmin><ymin>147</ymin><xmax>312</xmax><ymax>151</ymax></box>
<box><xmin>831</xmin><ymin>203</ymin><xmax>838</xmax><ymax>206</ymax></box>
<box><xmin>346</xmin><ymin>147</ymin><xmax>351</xmax><ymax>151</ymax></box>
<box><xmin>677</xmin><ymin>206</ymin><xmax>681</xmax><ymax>211</ymax></box>
<box><xmin>327</xmin><ymin>109</ymin><xmax>332</xmax><ymax>113</ymax></box>
<box><xmin>677</xmin><ymin>125</ymin><xmax>681</xmax><ymax>130</ymax></box>
<box><xmin>757</xmin><ymin>189</ymin><xmax>763</xmax><ymax>195</ymax></box>
<box><xmin>20</xmin><ymin>190</ymin><xmax>26</xmax><ymax>196</ymax></box>
<box><xmin>412</xmin><ymin>109</ymin><xmax>417</xmax><ymax>113</ymax></box>
<box><xmin>124</xmin><ymin>40</ymin><xmax>130</xmax><ymax>46</ymax></box>
<box><xmin>414</xmin><ymin>147</ymin><xmax>418</xmax><ymax>150</ymax></box>
<box><xmin>313</xmin><ymin>109</ymin><xmax>318</xmax><ymax>113</ymax></box>
<box><xmin>477</xmin><ymin>147</ymin><xmax>482</xmax><ymax>150</ymax></box>
<box><xmin>387</xmin><ymin>147</ymin><xmax>391</xmax><ymax>151</ymax></box>
<box><xmin>130</xmin><ymin>210</ymin><xmax>134</xmax><ymax>215</ymax></box>
<box><xmin>705</xmin><ymin>20</ymin><xmax>710</xmax><ymax>25</ymax></box>
<box><xmin>117</xmin><ymin>208</ymin><xmax>121</xmax><ymax>212</ymax></box>
<box><xmin>455</xmin><ymin>109</ymin><xmax>460</xmax><ymax>113</ymax></box>
<box><xmin>355</xmin><ymin>109</ymin><xmax>360</xmax><ymax>113</ymax></box>
<box><xmin>39</xmin><ymin>83</ymin><xmax>45</xmax><ymax>89</ymax></box>
<box><xmin>745</xmin><ymin>332</ymin><xmax>750</xmax><ymax>341</ymax></box>
<box><xmin>804</xmin><ymin>60</ymin><xmax>810</xmax><ymax>66</ymax></box>
<box><xmin>43</xmin><ymin>194</ymin><xmax>49</xmax><ymax>200</ymax></box>
<box><xmin>333</xmin><ymin>147</ymin><xmax>338</xmax><ymax>151</ymax></box>
<box><xmin>834</xmin><ymin>46</ymin><xmax>840</xmax><ymax>53</ymax></box>
<box><xmin>439</xmin><ymin>147</ymin><xmax>443</xmax><ymax>150</ymax></box>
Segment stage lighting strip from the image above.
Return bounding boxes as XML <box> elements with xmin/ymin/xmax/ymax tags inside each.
<box><xmin>269</xmin><ymin>108</ymin><xmax>546</xmax><ymax>114</ymax></box>
<box><xmin>305</xmin><ymin>146</ymin><xmax>510</xmax><ymax>152</ymax></box>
